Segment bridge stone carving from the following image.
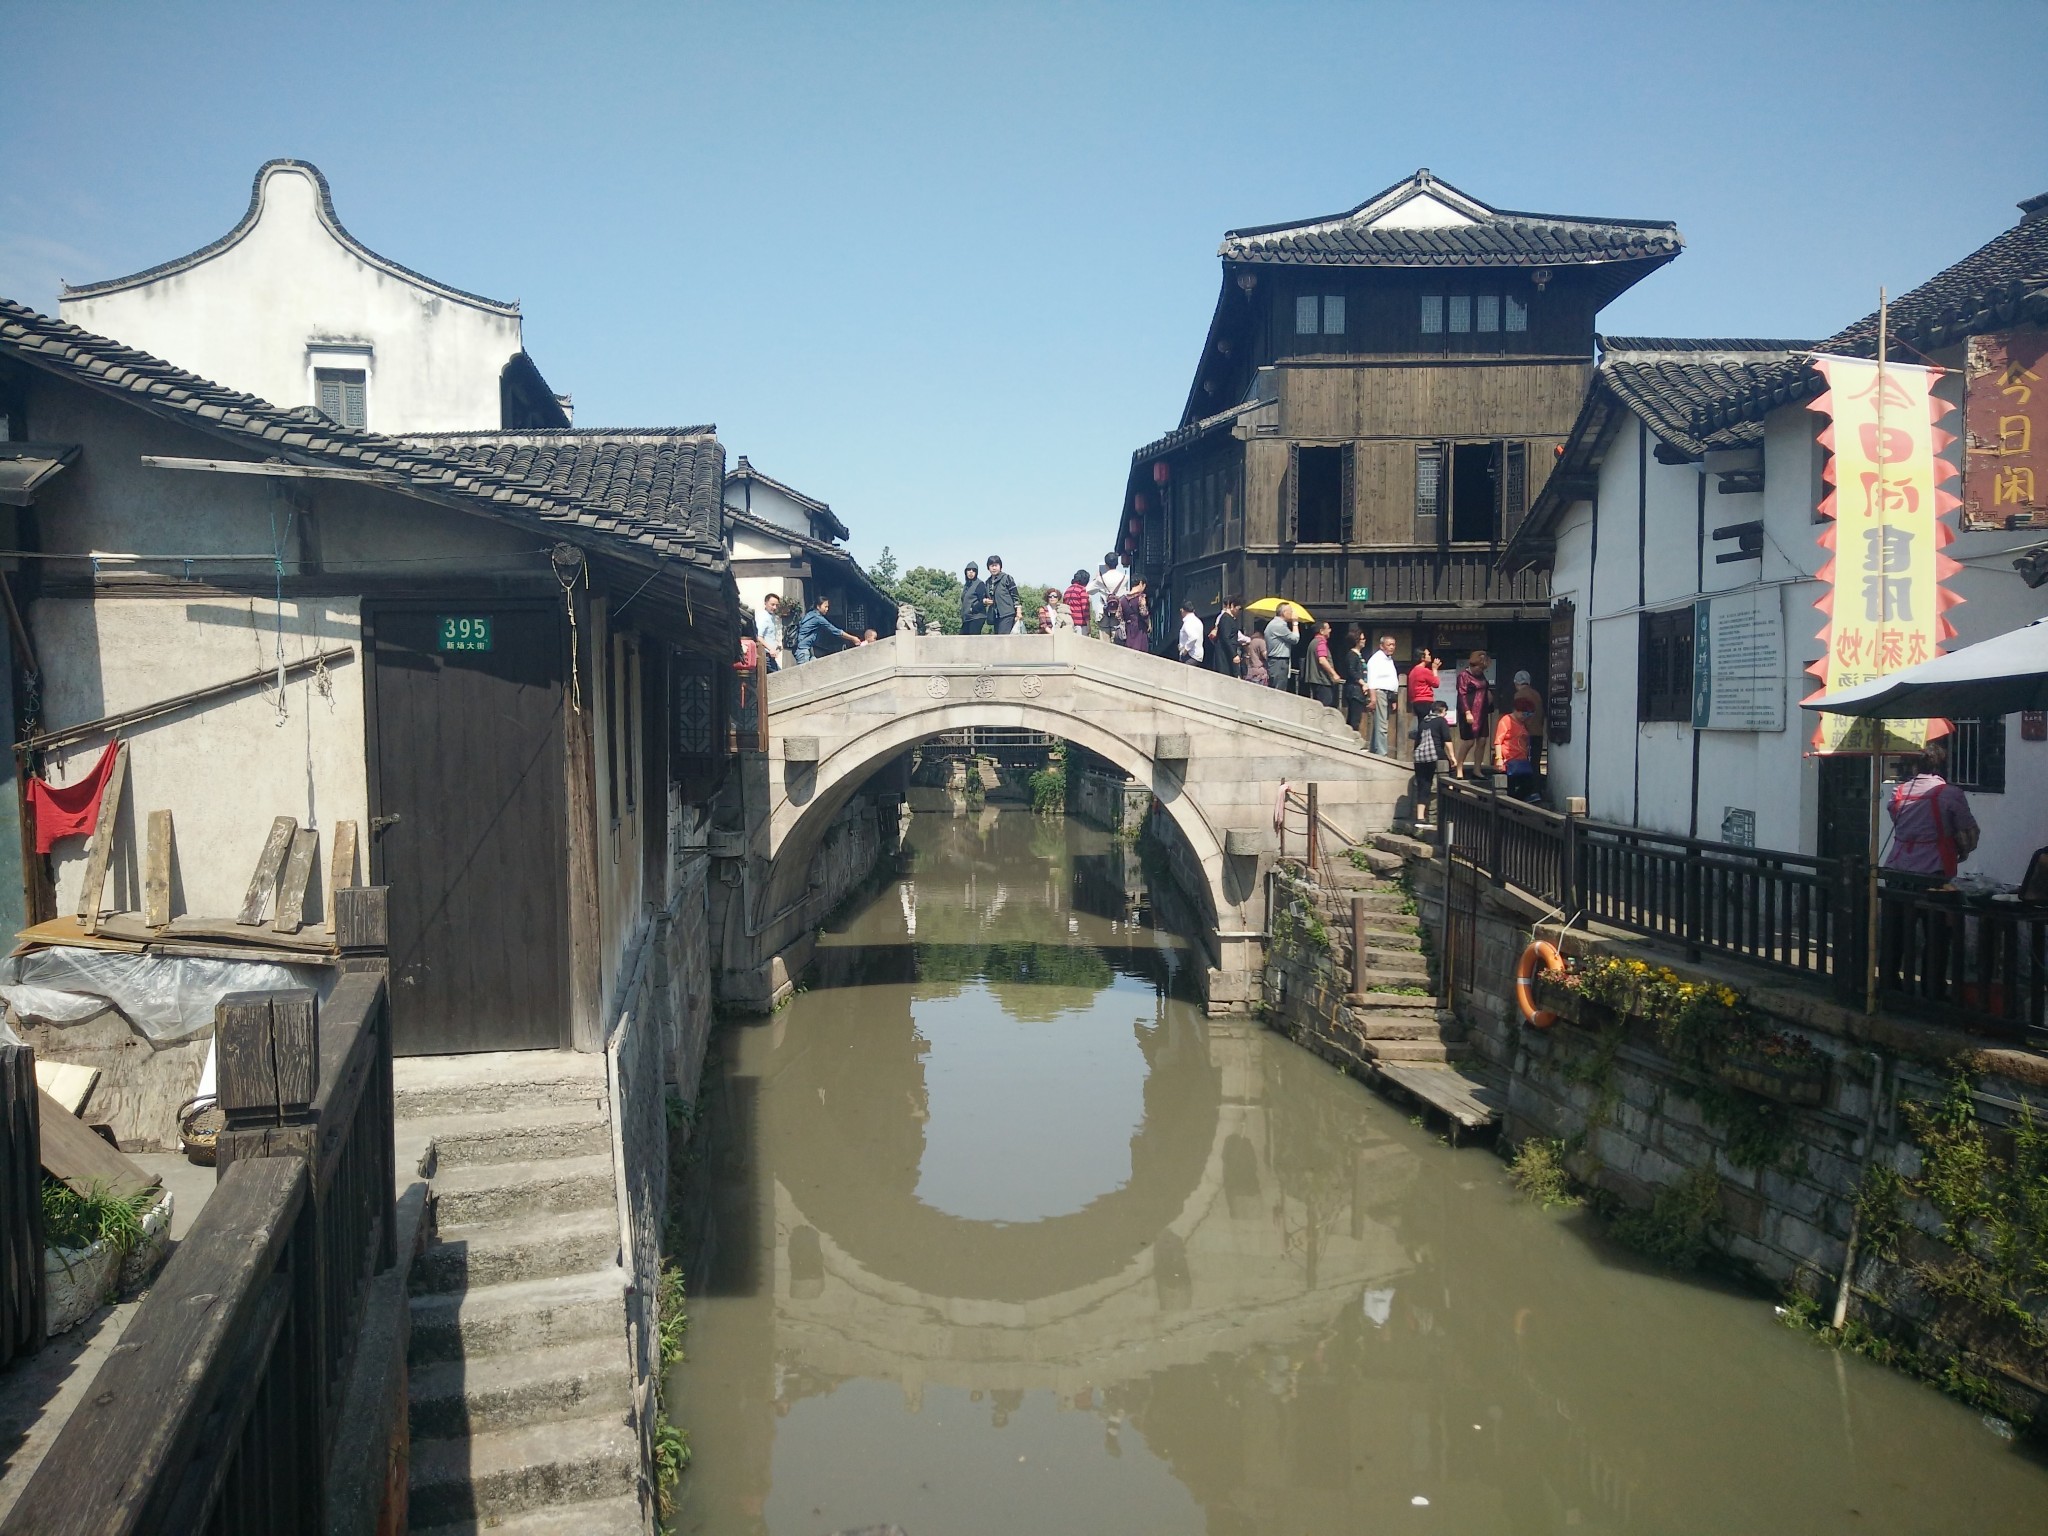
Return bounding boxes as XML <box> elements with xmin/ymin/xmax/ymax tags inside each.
<box><xmin>736</xmin><ymin>633</ymin><xmax>1409</xmax><ymax>1009</ymax></box>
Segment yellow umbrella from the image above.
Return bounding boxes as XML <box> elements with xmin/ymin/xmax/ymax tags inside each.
<box><xmin>1243</xmin><ymin>596</ymin><xmax>1313</xmax><ymax>624</ymax></box>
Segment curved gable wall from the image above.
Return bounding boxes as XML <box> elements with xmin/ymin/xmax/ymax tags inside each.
<box><xmin>60</xmin><ymin>163</ymin><xmax>524</xmax><ymax>433</ymax></box>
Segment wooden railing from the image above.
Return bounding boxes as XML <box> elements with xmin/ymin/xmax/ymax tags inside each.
<box><xmin>1</xmin><ymin>1043</ymin><xmax>43</xmax><ymax>1370</ymax></box>
<box><xmin>4</xmin><ymin>890</ymin><xmax>395</xmax><ymax>1536</ymax></box>
<box><xmin>1439</xmin><ymin>780</ymin><xmax>2047</xmax><ymax>1047</ymax></box>
<box><xmin>1237</xmin><ymin>548</ymin><xmax>1550</xmax><ymax>611</ymax></box>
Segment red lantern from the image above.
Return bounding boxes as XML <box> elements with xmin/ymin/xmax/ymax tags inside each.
<box><xmin>1133</xmin><ymin>492</ymin><xmax>1149</xmax><ymax>513</ymax></box>
<box><xmin>1122</xmin><ymin>536</ymin><xmax>1137</xmax><ymax>553</ymax></box>
<box><xmin>1152</xmin><ymin>461</ymin><xmax>1171</xmax><ymax>487</ymax></box>
<box><xmin>1127</xmin><ymin>516</ymin><xmax>1142</xmax><ymax>534</ymax></box>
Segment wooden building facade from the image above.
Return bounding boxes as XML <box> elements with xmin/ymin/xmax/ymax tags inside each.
<box><xmin>1116</xmin><ymin>170</ymin><xmax>1682</xmax><ymax>679</ymax></box>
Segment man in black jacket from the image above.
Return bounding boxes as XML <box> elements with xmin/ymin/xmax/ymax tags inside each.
<box><xmin>960</xmin><ymin>562</ymin><xmax>988</xmax><ymax>635</ymax></box>
<box><xmin>1210</xmin><ymin>599</ymin><xmax>1242</xmax><ymax>679</ymax></box>
<box><xmin>985</xmin><ymin>555</ymin><xmax>1021</xmax><ymax>635</ymax></box>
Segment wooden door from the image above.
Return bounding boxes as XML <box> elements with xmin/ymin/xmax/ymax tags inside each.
<box><xmin>366</xmin><ymin>603</ymin><xmax>569</xmax><ymax>1054</ymax></box>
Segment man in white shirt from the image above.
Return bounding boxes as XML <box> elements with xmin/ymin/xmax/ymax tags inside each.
<box><xmin>758</xmin><ymin>592</ymin><xmax>786</xmax><ymax>671</ymax></box>
<box><xmin>1364</xmin><ymin>634</ymin><xmax>1401</xmax><ymax>754</ymax></box>
<box><xmin>1090</xmin><ymin>553</ymin><xmax>1129</xmax><ymax>639</ymax></box>
<box><xmin>1177</xmin><ymin>600</ymin><xmax>1204</xmax><ymax>665</ymax></box>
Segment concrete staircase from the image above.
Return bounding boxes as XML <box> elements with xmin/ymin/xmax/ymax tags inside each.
<box><xmin>393</xmin><ymin>1053</ymin><xmax>644</xmax><ymax>1536</ymax></box>
<box><xmin>1322</xmin><ymin>842</ymin><xmax>1468</xmax><ymax>1066</ymax></box>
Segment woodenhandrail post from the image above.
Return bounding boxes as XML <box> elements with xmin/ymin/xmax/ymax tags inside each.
<box><xmin>1306</xmin><ymin>783</ymin><xmax>1319</xmax><ymax>874</ymax></box>
<box><xmin>1683</xmin><ymin>847</ymin><xmax>1703</xmax><ymax>962</ymax></box>
<box><xmin>1351</xmin><ymin>895</ymin><xmax>1367</xmax><ymax>994</ymax></box>
<box><xmin>1561</xmin><ymin>802</ymin><xmax>1579</xmax><ymax>916</ymax></box>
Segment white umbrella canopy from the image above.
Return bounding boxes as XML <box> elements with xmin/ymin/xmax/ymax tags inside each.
<box><xmin>1804</xmin><ymin>618</ymin><xmax>2048</xmax><ymax>719</ymax></box>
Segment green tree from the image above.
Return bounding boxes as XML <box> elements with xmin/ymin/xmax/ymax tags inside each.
<box><xmin>888</xmin><ymin>561</ymin><xmax>964</xmax><ymax>634</ymax></box>
<box><xmin>869</xmin><ymin>546</ymin><xmax>901</xmax><ymax>590</ymax></box>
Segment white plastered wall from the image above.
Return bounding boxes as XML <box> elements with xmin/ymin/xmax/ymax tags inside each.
<box><xmin>61</xmin><ymin>163</ymin><xmax>523</xmax><ymax>433</ymax></box>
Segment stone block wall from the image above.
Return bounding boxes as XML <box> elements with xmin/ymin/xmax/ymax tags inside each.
<box><xmin>1070</xmin><ymin>762</ymin><xmax>1148</xmax><ymax>837</ymax></box>
<box><xmin>1408</xmin><ymin>848</ymin><xmax>2048</xmax><ymax>1430</ymax></box>
<box><xmin>1260</xmin><ymin>864</ymin><xmax>1375</xmax><ymax>1071</ymax></box>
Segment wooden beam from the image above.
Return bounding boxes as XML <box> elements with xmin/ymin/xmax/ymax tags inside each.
<box><xmin>325</xmin><ymin>821</ymin><xmax>357</xmax><ymax>936</ymax></box>
<box><xmin>143</xmin><ymin>809</ymin><xmax>172</xmax><ymax>929</ymax></box>
<box><xmin>564</xmin><ymin>592</ymin><xmax>603</xmax><ymax>1052</ymax></box>
<box><xmin>22</xmin><ymin>648</ymin><xmax>354</xmax><ymax>752</ymax></box>
<box><xmin>76</xmin><ymin>743</ymin><xmax>127</xmax><ymax>937</ymax></box>
<box><xmin>272</xmin><ymin>827</ymin><xmax>319</xmax><ymax>934</ymax></box>
<box><xmin>237</xmin><ymin>817</ymin><xmax>297</xmax><ymax>927</ymax></box>
<box><xmin>140</xmin><ymin>455</ymin><xmax>407</xmax><ymax>485</ymax></box>
<box><xmin>36</xmin><ymin>1087</ymin><xmax>158</xmax><ymax>1203</ymax></box>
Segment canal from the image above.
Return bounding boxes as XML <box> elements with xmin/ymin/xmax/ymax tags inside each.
<box><xmin>672</xmin><ymin>810</ymin><xmax>2046</xmax><ymax>1535</ymax></box>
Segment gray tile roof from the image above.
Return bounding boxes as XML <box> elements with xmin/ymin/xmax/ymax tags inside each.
<box><xmin>1693</xmin><ymin>194</ymin><xmax>2048</xmax><ymax>435</ymax></box>
<box><xmin>1219</xmin><ymin>169</ymin><xmax>1681</xmax><ymax>270</ymax></box>
<box><xmin>724</xmin><ymin>456</ymin><xmax>851</xmax><ymax>541</ymax></box>
<box><xmin>403</xmin><ymin>429</ymin><xmax>726</xmax><ymax>546</ymax></box>
<box><xmin>0</xmin><ymin>298</ymin><xmax>726</xmax><ymax>573</ymax></box>
<box><xmin>1597</xmin><ymin>338</ymin><xmax>1817</xmax><ymax>455</ymax></box>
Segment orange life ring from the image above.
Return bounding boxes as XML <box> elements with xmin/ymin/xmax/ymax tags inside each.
<box><xmin>1516</xmin><ymin>941</ymin><xmax>1564</xmax><ymax>1028</ymax></box>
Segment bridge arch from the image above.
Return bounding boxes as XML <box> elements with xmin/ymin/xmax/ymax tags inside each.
<box><xmin>745</xmin><ymin>633</ymin><xmax>1410</xmax><ymax>1010</ymax></box>
<box><xmin>762</xmin><ymin>697</ymin><xmax>1228</xmax><ymax>943</ymax></box>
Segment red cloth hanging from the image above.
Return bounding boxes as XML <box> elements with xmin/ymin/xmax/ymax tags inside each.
<box><xmin>27</xmin><ymin>741</ymin><xmax>120</xmax><ymax>854</ymax></box>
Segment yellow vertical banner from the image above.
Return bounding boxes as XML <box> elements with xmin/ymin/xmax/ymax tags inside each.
<box><xmin>1805</xmin><ymin>355</ymin><xmax>1963</xmax><ymax>754</ymax></box>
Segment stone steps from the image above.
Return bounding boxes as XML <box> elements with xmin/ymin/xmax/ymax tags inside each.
<box><xmin>413</xmin><ymin>1105</ymin><xmax>613</xmax><ymax>1173</ymax></box>
<box><xmin>395</xmin><ymin>1050</ymin><xmax>639</xmax><ymax>1536</ymax></box>
<box><xmin>409</xmin><ymin>1268</ymin><xmax>629</xmax><ymax>1364</ymax></box>
<box><xmin>412</xmin><ymin>1203</ymin><xmax>621</xmax><ymax>1298</ymax></box>
<box><xmin>395</xmin><ymin>1052</ymin><xmax>608</xmax><ymax>1120</ymax></box>
<box><xmin>409</xmin><ymin>1337</ymin><xmax>633</xmax><ymax>1439</ymax></box>
<box><xmin>411</xmin><ymin>1494</ymin><xmax>645</xmax><ymax>1536</ymax></box>
<box><xmin>429</xmin><ymin>1154</ymin><xmax>617</xmax><ymax>1227</ymax></box>
<box><xmin>1366</xmin><ymin>1038</ymin><xmax>1460</xmax><ymax>1064</ymax></box>
<box><xmin>408</xmin><ymin>1415</ymin><xmax>639</xmax><ymax>1529</ymax></box>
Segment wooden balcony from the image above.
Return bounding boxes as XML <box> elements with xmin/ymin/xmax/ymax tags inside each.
<box><xmin>1220</xmin><ymin>547</ymin><xmax>1549</xmax><ymax>615</ymax></box>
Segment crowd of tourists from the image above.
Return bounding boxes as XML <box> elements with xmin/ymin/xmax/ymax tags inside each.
<box><xmin>740</xmin><ymin>555</ymin><xmax>1555</xmax><ymax>828</ymax></box>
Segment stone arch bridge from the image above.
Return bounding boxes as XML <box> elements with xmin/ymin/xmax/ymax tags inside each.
<box><xmin>724</xmin><ymin>633</ymin><xmax>1408</xmax><ymax>1010</ymax></box>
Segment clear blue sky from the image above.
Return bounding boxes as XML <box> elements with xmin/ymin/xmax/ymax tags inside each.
<box><xmin>4</xmin><ymin>1</ymin><xmax>2043</xmax><ymax>582</ymax></box>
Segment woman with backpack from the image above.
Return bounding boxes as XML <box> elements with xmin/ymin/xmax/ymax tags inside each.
<box><xmin>1410</xmin><ymin>701</ymin><xmax>1450</xmax><ymax>829</ymax></box>
<box><xmin>1884</xmin><ymin>746</ymin><xmax>1979</xmax><ymax>883</ymax></box>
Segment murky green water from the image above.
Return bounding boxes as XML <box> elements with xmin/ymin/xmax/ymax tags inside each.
<box><xmin>673</xmin><ymin>810</ymin><xmax>2046</xmax><ymax>1535</ymax></box>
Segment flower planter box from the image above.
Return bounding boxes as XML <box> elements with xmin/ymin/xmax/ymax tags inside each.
<box><xmin>42</xmin><ymin>1187</ymin><xmax>175</xmax><ymax>1335</ymax></box>
<box><xmin>1529</xmin><ymin>978</ymin><xmax>1629</xmax><ymax>1033</ymax></box>
<box><xmin>1711</xmin><ymin>1053</ymin><xmax>1828</xmax><ymax>1106</ymax></box>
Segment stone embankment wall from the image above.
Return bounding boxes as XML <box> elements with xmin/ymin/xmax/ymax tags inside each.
<box><xmin>1262</xmin><ymin>863</ymin><xmax>1373</xmax><ymax>1064</ymax></box>
<box><xmin>1409</xmin><ymin>848</ymin><xmax>2048</xmax><ymax>1432</ymax></box>
<box><xmin>1069</xmin><ymin>761</ymin><xmax>1148</xmax><ymax>837</ymax></box>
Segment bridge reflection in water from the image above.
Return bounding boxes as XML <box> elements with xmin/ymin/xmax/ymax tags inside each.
<box><xmin>671</xmin><ymin>812</ymin><xmax>2048</xmax><ymax>1536</ymax></box>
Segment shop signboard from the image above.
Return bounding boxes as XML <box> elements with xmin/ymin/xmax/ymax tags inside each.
<box><xmin>1964</xmin><ymin>330</ymin><xmax>2047</xmax><ymax>531</ymax></box>
<box><xmin>1805</xmin><ymin>355</ymin><xmax>1961</xmax><ymax>755</ymax></box>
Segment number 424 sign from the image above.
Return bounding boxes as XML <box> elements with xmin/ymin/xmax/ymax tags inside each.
<box><xmin>437</xmin><ymin>615</ymin><xmax>494</xmax><ymax>653</ymax></box>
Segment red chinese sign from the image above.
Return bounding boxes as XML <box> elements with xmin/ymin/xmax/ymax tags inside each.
<box><xmin>1965</xmin><ymin>330</ymin><xmax>2048</xmax><ymax>530</ymax></box>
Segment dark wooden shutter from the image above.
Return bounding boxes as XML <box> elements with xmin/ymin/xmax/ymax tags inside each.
<box><xmin>343</xmin><ymin>376</ymin><xmax>366</xmax><ymax>429</ymax></box>
<box><xmin>1502</xmin><ymin>441</ymin><xmax>1528</xmax><ymax>541</ymax></box>
<box><xmin>1339</xmin><ymin>444</ymin><xmax>1356</xmax><ymax>545</ymax></box>
<box><xmin>1414</xmin><ymin>444</ymin><xmax>1443</xmax><ymax>545</ymax></box>
<box><xmin>1285</xmin><ymin>445</ymin><xmax>1301</xmax><ymax>543</ymax></box>
<box><xmin>318</xmin><ymin>375</ymin><xmax>343</xmax><ymax>422</ymax></box>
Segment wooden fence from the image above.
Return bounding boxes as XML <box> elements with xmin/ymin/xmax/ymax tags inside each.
<box><xmin>1439</xmin><ymin>780</ymin><xmax>2047</xmax><ymax>1047</ymax></box>
<box><xmin>1</xmin><ymin>1043</ymin><xmax>43</xmax><ymax>1370</ymax></box>
<box><xmin>3</xmin><ymin>891</ymin><xmax>396</xmax><ymax>1536</ymax></box>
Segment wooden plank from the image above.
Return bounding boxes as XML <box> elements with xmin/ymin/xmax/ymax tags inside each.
<box><xmin>151</xmin><ymin>940</ymin><xmax>341</xmax><ymax>967</ymax></box>
<box><xmin>164</xmin><ymin>914</ymin><xmax>334</xmax><ymax>952</ymax></box>
<box><xmin>236</xmin><ymin>817</ymin><xmax>297</xmax><ymax>926</ymax></box>
<box><xmin>75</xmin><ymin>742</ymin><xmax>128</xmax><ymax>936</ymax></box>
<box><xmin>1378</xmin><ymin>1062</ymin><xmax>1505</xmax><ymax>1130</ymax></box>
<box><xmin>214</xmin><ymin>993</ymin><xmax>279</xmax><ymax>1125</ymax></box>
<box><xmin>33</xmin><ymin>1060</ymin><xmax>99</xmax><ymax>1116</ymax></box>
<box><xmin>269</xmin><ymin>990</ymin><xmax>319</xmax><ymax>1114</ymax></box>
<box><xmin>272</xmin><ymin>827</ymin><xmax>319</xmax><ymax>934</ymax></box>
<box><xmin>332</xmin><ymin>885</ymin><xmax>388</xmax><ymax>954</ymax></box>
<box><xmin>143</xmin><ymin>808</ymin><xmax>172</xmax><ymax>929</ymax></box>
<box><xmin>325</xmin><ymin>820</ymin><xmax>359</xmax><ymax>936</ymax></box>
<box><xmin>25</xmin><ymin>648</ymin><xmax>355</xmax><ymax>753</ymax></box>
<box><xmin>36</xmin><ymin>1087</ymin><xmax>158</xmax><ymax>1202</ymax></box>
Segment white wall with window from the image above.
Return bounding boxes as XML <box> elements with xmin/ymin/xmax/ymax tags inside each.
<box><xmin>1547</xmin><ymin>385</ymin><xmax>2048</xmax><ymax>884</ymax></box>
<box><xmin>61</xmin><ymin>160</ymin><xmax>532</xmax><ymax>433</ymax></box>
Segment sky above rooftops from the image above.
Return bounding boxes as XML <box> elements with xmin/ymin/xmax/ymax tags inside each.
<box><xmin>2</xmin><ymin>0</ymin><xmax>2042</xmax><ymax>580</ymax></box>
